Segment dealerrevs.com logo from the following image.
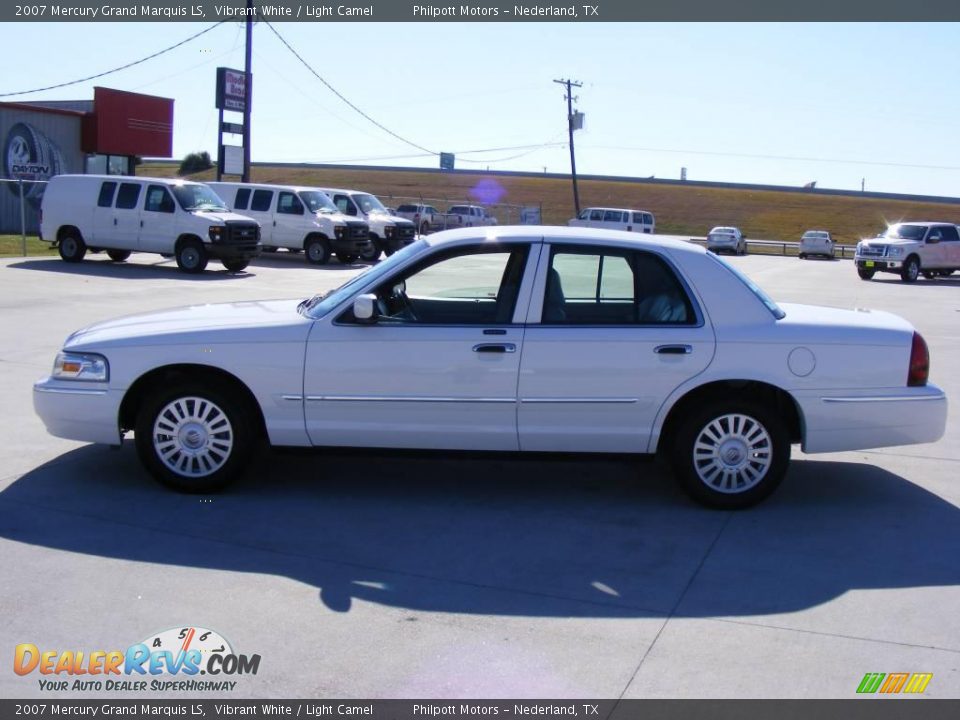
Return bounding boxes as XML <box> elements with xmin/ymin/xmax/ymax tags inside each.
<box><xmin>14</xmin><ymin>627</ymin><xmax>261</xmax><ymax>692</ymax></box>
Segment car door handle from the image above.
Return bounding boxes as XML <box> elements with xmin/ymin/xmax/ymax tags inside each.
<box><xmin>473</xmin><ymin>343</ymin><xmax>516</xmax><ymax>354</ymax></box>
<box><xmin>654</xmin><ymin>344</ymin><xmax>692</xmax><ymax>355</ymax></box>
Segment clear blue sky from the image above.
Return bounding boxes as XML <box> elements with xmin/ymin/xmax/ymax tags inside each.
<box><xmin>4</xmin><ymin>21</ymin><xmax>960</xmax><ymax>196</ymax></box>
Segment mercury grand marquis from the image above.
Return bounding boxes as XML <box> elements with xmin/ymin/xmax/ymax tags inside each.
<box><xmin>34</xmin><ymin>227</ymin><xmax>947</xmax><ymax>508</ymax></box>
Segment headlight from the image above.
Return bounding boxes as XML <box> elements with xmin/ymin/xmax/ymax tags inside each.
<box><xmin>888</xmin><ymin>247</ymin><xmax>904</xmax><ymax>257</ymax></box>
<box><xmin>52</xmin><ymin>352</ymin><xmax>109</xmax><ymax>382</ymax></box>
<box><xmin>385</xmin><ymin>226</ymin><xmax>396</xmax><ymax>238</ymax></box>
<box><xmin>208</xmin><ymin>226</ymin><xmax>224</xmax><ymax>242</ymax></box>
<box><xmin>334</xmin><ymin>225</ymin><xmax>345</xmax><ymax>239</ymax></box>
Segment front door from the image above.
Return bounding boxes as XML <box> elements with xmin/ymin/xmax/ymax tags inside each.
<box><xmin>303</xmin><ymin>242</ymin><xmax>535</xmax><ymax>450</ymax></box>
<box><xmin>518</xmin><ymin>243</ymin><xmax>715</xmax><ymax>453</ymax></box>
<box><xmin>139</xmin><ymin>184</ymin><xmax>177</xmax><ymax>252</ymax></box>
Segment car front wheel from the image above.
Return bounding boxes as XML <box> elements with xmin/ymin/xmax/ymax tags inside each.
<box><xmin>305</xmin><ymin>236</ymin><xmax>331</xmax><ymax>265</ymax></box>
<box><xmin>176</xmin><ymin>240</ymin><xmax>208</xmax><ymax>273</ymax></box>
<box><xmin>135</xmin><ymin>383</ymin><xmax>256</xmax><ymax>493</ymax></box>
<box><xmin>857</xmin><ymin>267</ymin><xmax>875</xmax><ymax>280</ymax></box>
<box><xmin>672</xmin><ymin>400</ymin><xmax>790</xmax><ymax>509</ymax></box>
<box><xmin>900</xmin><ymin>256</ymin><xmax>920</xmax><ymax>283</ymax></box>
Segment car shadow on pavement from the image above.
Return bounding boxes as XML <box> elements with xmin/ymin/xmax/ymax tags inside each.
<box><xmin>1</xmin><ymin>445</ymin><xmax>958</xmax><ymax>619</ymax></box>
<box><xmin>7</xmin><ymin>258</ymin><xmax>251</xmax><ymax>280</ymax></box>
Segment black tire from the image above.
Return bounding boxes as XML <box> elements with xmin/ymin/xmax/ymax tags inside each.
<box><xmin>922</xmin><ymin>271</ymin><xmax>935</xmax><ymax>280</ymax></box>
<box><xmin>135</xmin><ymin>381</ymin><xmax>257</xmax><ymax>493</ymax></box>
<box><xmin>857</xmin><ymin>267</ymin><xmax>875</xmax><ymax>280</ymax></box>
<box><xmin>305</xmin><ymin>236</ymin><xmax>331</xmax><ymax>265</ymax></box>
<box><xmin>175</xmin><ymin>239</ymin><xmax>208</xmax><ymax>273</ymax></box>
<box><xmin>900</xmin><ymin>256</ymin><xmax>920</xmax><ymax>283</ymax></box>
<box><xmin>222</xmin><ymin>259</ymin><xmax>249</xmax><ymax>272</ymax></box>
<box><xmin>359</xmin><ymin>242</ymin><xmax>381</xmax><ymax>262</ymax></box>
<box><xmin>671</xmin><ymin>399</ymin><xmax>790</xmax><ymax>509</ymax></box>
<box><xmin>336</xmin><ymin>252</ymin><xmax>359</xmax><ymax>264</ymax></box>
<box><xmin>106</xmin><ymin>249</ymin><xmax>131</xmax><ymax>262</ymax></box>
<box><xmin>58</xmin><ymin>231</ymin><xmax>86</xmax><ymax>263</ymax></box>
<box><xmin>798</xmin><ymin>253</ymin><xmax>806</xmax><ymax>260</ymax></box>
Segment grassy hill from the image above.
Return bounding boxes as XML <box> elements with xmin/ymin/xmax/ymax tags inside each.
<box><xmin>141</xmin><ymin>162</ymin><xmax>960</xmax><ymax>246</ymax></box>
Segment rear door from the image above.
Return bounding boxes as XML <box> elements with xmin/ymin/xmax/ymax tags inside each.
<box><xmin>108</xmin><ymin>181</ymin><xmax>143</xmax><ymax>248</ymax></box>
<box><xmin>91</xmin><ymin>180</ymin><xmax>118</xmax><ymax>245</ymax></box>
<box><xmin>518</xmin><ymin>242</ymin><xmax>715</xmax><ymax>452</ymax></box>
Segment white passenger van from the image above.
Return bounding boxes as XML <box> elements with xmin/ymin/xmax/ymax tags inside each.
<box><xmin>208</xmin><ymin>182</ymin><xmax>371</xmax><ymax>265</ymax></box>
<box><xmin>39</xmin><ymin>175</ymin><xmax>261</xmax><ymax>273</ymax></box>
<box><xmin>316</xmin><ymin>187</ymin><xmax>417</xmax><ymax>261</ymax></box>
<box><xmin>568</xmin><ymin>207</ymin><xmax>656</xmax><ymax>234</ymax></box>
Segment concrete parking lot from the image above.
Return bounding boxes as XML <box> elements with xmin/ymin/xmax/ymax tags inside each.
<box><xmin>1</xmin><ymin>247</ymin><xmax>958</xmax><ymax>699</ymax></box>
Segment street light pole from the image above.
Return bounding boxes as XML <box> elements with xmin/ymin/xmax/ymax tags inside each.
<box><xmin>554</xmin><ymin>78</ymin><xmax>583</xmax><ymax>216</ymax></box>
<box><xmin>242</xmin><ymin>0</ymin><xmax>253</xmax><ymax>183</ymax></box>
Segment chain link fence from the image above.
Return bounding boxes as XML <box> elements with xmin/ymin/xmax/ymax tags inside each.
<box><xmin>0</xmin><ymin>178</ymin><xmax>47</xmax><ymax>256</ymax></box>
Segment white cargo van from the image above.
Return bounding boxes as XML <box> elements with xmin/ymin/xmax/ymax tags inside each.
<box><xmin>39</xmin><ymin>175</ymin><xmax>261</xmax><ymax>273</ymax></box>
<box><xmin>568</xmin><ymin>207</ymin><xmax>656</xmax><ymax>234</ymax></box>
<box><xmin>317</xmin><ymin>187</ymin><xmax>416</xmax><ymax>260</ymax></box>
<box><xmin>207</xmin><ymin>182</ymin><xmax>371</xmax><ymax>265</ymax></box>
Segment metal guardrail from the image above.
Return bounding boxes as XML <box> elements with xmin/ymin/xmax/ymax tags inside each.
<box><xmin>688</xmin><ymin>237</ymin><xmax>856</xmax><ymax>260</ymax></box>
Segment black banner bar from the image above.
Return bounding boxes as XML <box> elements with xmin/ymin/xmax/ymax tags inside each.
<box><xmin>5</xmin><ymin>1</ymin><xmax>960</xmax><ymax>22</ymax></box>
<box><xmin>2</xmin><ymin>700</ymin><xmax>959</xmax><ymax>720</ymax></box>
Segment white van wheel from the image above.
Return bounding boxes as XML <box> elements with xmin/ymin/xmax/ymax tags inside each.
<box><xmin>58</xmin><ymin>232</ymin><xmax>87</xmax><ymax>263</ymax></box>
<box><xmin>176</xmin><ymin>240</ymin><xmax>209</xmax><ymax>274</ymax></box>
<box><xmin>305</xmin><ymin>236</ymin><xmax>331</xmax><ymax>265</ymax></box>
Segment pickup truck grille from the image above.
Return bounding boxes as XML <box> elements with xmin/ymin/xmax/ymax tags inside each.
<box><xmin>224</xmin><ymin>221</ymin><xmax>261</xmax><ymax>249</ymax></box>
<box><xmin>345</xmin><ymin>222</ymin><xmax>369</xmax><ymax>240</ymax></box>
<box><xmin>858</xmin><ymin>244</ymin><xmax>888</xmax><ymax>258</ymax></box>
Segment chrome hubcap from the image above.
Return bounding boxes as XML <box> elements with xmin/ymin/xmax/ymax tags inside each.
<box><xmin>308</xmin><ymin>244</ymin><xmax>324</xmax><ymax>261</ymax></box>
<box><xmin>182</xmin><ymin>248</ymin><xmax>199</xmax><ymax>268</ymax></box>
<box><xmin>152</xmin><ymin>396</ymin><xmax>233</xmax><ymax>478</ymax></box>
<box><xmin>693</xmin><ymin>413</ymin><xmax>772</xmax><ymax>494</ymax></box>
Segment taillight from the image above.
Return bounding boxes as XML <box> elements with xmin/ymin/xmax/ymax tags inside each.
<box><xmin>908</xmin><ymin>331</ymin><xmax>929</xmax><ymax>387</ymax></box>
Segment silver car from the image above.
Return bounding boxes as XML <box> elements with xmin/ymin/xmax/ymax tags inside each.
<box><xmin>706</xmin><ymin>226</ymin><xmax>746</xmax><ymax>255</ymax></box>
<box><xmin>799</xmin><ymin>230</ymin><xmax>835</xmax><ymax>259</ymax></box>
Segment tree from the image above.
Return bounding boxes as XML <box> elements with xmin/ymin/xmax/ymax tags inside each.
<box><xmin>178</xmin><ymin>151</ymin><xmax>213</xmax><ymax>176</ymax></box>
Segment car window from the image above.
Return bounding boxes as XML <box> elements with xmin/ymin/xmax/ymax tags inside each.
<box><xmin>590</xmin><ymin>209</ymin><xmax>604</xmax><ymax>221</ymax></box>
<box><xmin>144</xmin><ymin>185</ymin><xmax>175</xmax><ymax>213</ymax></box>
<box><xmin>115</xmin><ymin>183</ymin><xmax>141</xmax><ymax>210</ymax></box>
<box><xmin>277</xmin><ymin>192</ymin><xmax>304</xmax><ymax>215</ymax></box>
<box><xmin>332</xmin><ymin>194</ymin><xmax>357</xmax><ymax>216</ymax></box>
<box><xmin>234</xmin><ymin>188</ymin><xmax>250</xmax><ymax>210</ymax></box>
<box><xmin>603</xmin><ymin>210</ymin><xmax>622</xmax><ymax>222</ymax></box>
<box><xmin>940</xmin><ymin>225</ymin><xmax>960</xmax><ymax>242</ymax></box>
<box><xmin>364</xmin><ymin>246</ymin><xmax>529</xmax><ymax>325</ymax></box>
<box><xmin>543</xmin><ymin>246</ymin><xmax>695</xmax><ymax>325</ymax></box>
<box><xmin>250</xmin><ymin>190</ymin><xmax>273</xmax><ymax>212</ymax></box>
<box><xmin>97</xmin><ymin>181</ymin><xmax>117</xmax><ymax>208</ymax></box>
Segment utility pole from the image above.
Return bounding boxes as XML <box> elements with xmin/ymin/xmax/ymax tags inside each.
<box><xmin>554</xmin><ymin>78</ymin><xmax>583</xmax><ymax>216</ymax></box>
<box><xmin>242</xmin><ymin>0</ymin><xmax>253</xmax><ymax>182</ymax></box>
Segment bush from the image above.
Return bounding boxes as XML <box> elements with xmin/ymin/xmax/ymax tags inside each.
<box><xmin>178</xmin><ymin>151</ymin><xmax>213</xmax><ymax>176</ymax></box>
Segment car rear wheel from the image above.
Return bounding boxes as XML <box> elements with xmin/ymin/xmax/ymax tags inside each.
<box><xmin>305</xmin><ymin>236</ymin><xmax>331</xmax><ymax>265</ymax></box>
<box><xmin>58</xmin><ymin>232</ymin><xmax>87</xmax><ymax>263</ymax></box>
<box><xmin>672</xmin><ymin>400</ymin><xmax>790</xmax><ymax>509</ymax></box>
<box><xmin>798</xmin><ymin>253</ymin><xmax>806</xmax><ymax>260</ymax></box>
<box><xmin>135</xmin><ymin>383</ymin><xmax>256</xmax><ymax>493</ymax></box>
<box><xmin>176</xmin><ymin>240</ymin><xmax>208</xmax><ymax>273</ymax></box>
<box><xmin>900</xmin><ymin>256</ymin><xmax>920</xmax><ymax>283</ymax></box>
<box><xmin>106</xmin><ymin>249</ymin><xmax>131</xmax><ymax>262</ymax></box>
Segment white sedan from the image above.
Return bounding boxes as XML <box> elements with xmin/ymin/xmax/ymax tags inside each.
<box><xmin>33</xmin><ymin>227</ymin><xmax>947</xmax><ymax>509</ymax></box>
<box><xmin>706</xmin><ymin>226</ymin><xmax>746</xmax><ymax>255</ymax></box>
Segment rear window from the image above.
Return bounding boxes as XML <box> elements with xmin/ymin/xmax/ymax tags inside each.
<box><xmin>234</xmin><ymin>188</ymin><xmax>250</xmax><ymax>210</ymax></box>
<box><xmin>396</xmin><ymin>204</ymin><xmax>418</xmax><ymax>213</ymax></box>
<box><xmin>97</xmin><ymin>182</ymin><xmax>117</xmax><ymax>208</ymax></box>
<box><xmin>250</xmin><ymin>189</ymin><xmax>273</xmax><ymax>212</ymax></box>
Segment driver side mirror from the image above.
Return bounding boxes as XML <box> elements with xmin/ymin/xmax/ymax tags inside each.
<box><xmin>353</xmin><ymin>293</ymin><xmax>379</xmax><ymax>324</ymax></box>
<box><xmin>927</xmin><ymin>235</ymin><xmax>940</xmax><ymax>244</ymax></box>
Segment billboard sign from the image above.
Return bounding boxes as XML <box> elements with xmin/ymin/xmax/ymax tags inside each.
<box><xmin>216</xmin><ymin>67</ymin><xmax>248</xmax><ymax>112</ymax></box>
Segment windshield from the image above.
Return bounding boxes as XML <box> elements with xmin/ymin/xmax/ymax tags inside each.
<box><xmin>354</xmin><ymin>193</ymin><xmax>388</xmax><ymax>214</ymax></box>
<box><xmin>884</xmin><ymin>224</ymin><xmax>927</xmax><ymax>241</ymax></box>
<box><xmin>173</xmin><ymin>184</ymin><xmax>227</xmax><ymax>212</ymax></box>
<box><xmin>301</xmin><ymin>239</ymin><xmax>427</xmax><ymax>319</ymax></box>
<box><xmin>709</xmin><ymin>253</ymin><xmax>785</xmax><ymax>319</ymax></box>
<box><xmin>299</xmin><ymin>191</ymin><xmax>339</xmax><ymax>215</ymax></box>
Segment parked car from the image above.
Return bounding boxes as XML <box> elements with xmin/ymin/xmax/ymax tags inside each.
<box><xmin>208</xmin><ymin>182</ymin><xmax>371</xmax><ymax>265</ymax></box>
<box><xmin>39</xmin><ymin>175</ymin><xmax>261</xmax><ymax>273</ymax></box>
<box><xmin>798</xmin><ymin>230</ymin><xmax>835</xmax><ymax>260</ymax></box>
<box><xmin>317</xmin><ymin>188</ymin><xmax>416</xmax><ymax>261</ymax></box>
<box><xmin>33</xmin><ymin>226</ymin><xmax>946</xmax><ymax>509</ymax></box>
<box><xmin>568</xmin><ymin>207</ymin><xmax>655</xmax><ymax>234</ymax></box>
<box><xmin>445</xmin><ymin>205</ymin><xmax>498</xmax><ymax>227</ymax></box>
<box><xmin>706</xmin><ymin>226</ymin><xmax>746</xmax><ymax>255</ymax></box>
<box><xmin>396</xmin><ymin>203</ymin><xmax>445</xmax><ymax>234</ymax></box>
<box><xmin>855</xmin><ymin>222</ymin><xmax>960</xmax><ymax>282</ymax></box>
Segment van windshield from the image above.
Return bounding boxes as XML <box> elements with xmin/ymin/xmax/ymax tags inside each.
<box><xmin>173</xmin><ymin>185</ymin><xmax>227</xmax><ymax>212</ymax></box>
<box><xmin>354</xmin><ymin>193</ymin><xmax>388</xmax><ymax>214</ymax></box>
<box><xmin>299</xmin><ymin>191</ymin><xmax>339</xmax><ymax>215</ymax></box>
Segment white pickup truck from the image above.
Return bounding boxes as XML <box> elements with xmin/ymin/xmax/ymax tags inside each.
<box><xmin>855</xmin><ymin>222</ymin><xmax>960</xmax><ymax>282</ymax></box>
<box><xmin>444</xmin><ymin>205</ymin><xmax>498</xmax><ymax>228</ymax></box>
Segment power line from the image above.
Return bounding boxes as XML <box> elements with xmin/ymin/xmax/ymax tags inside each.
<box><xmin>264</xmin><ymin>21</ymin><xmax>437</xmax><ymax>156</ymax></box>
<box><xmin>0</xmin><ymin>23</ymin><xmax>227</xmax><ymax>98</ymax></box>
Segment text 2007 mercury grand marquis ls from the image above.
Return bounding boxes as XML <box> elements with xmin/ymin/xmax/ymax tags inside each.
<box><xmin>34</xmin><ymin>227</ymin><xmax>947</xmax><ymax>508</ymax></box>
